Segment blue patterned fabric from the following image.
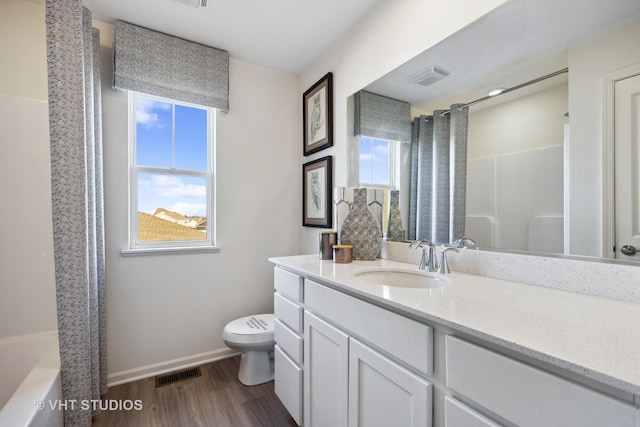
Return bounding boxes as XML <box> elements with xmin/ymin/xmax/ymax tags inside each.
<box><xmin>113</xmin><ymin>20</ymin><xmax>229</xmax><ymax>111</ymax></box>
<box><xmin>432</xmin><ymin>110</ymin><xmax>451</xmax><ymax>243</ymax></box>
<box><xmin>354</xmin><ymin>90</ymin><xmax>412</xmax><ymax>143</ymax></box>
<box><xmin>45</xmin><ymin>1</ymin><xmax>106</xmax><ymax>425</ymax></box>
<box><xmin>449</xmin><ymin>104</ymin><xmax>469</xmax><ymax>242</ymax></box>
<box><xmin>409</xmin><ymin>115</ymin><xmax>433</xmax><ymax>240</ymax></box>
<box><xmin>409</xmin><ymin>106</ymin><xmax>468</xmax><ymax>244</ymax></box>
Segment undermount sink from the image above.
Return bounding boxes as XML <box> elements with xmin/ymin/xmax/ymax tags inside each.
<box><xmin>354</xmin><ymin>268</ymin><xmax>449</xmax><ymax>289</ymax></box>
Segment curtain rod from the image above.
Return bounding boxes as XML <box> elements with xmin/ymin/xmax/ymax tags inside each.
<box><xmin>438</xmin><ymin>67</ymin><xmax>569</xmax><ymax>116</ymax></box>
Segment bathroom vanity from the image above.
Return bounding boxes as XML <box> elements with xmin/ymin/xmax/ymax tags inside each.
<box><xmin>269</xmin><ymin>254</ymin><xmax>640</xmax><ymax>427</ymax></box>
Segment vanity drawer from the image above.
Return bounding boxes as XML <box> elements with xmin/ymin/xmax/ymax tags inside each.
<box><xmin>274</xmin><ymin>292</ymin><xmax>303</xmax><ymax>334</ymax></box>
<box><xmin>274</xmin><ymin>319</ymin><xmax>303</xmax><ymax>365</ymax></box>
<box><xmin>274</xmin><ymin>345</ymin><xmax>302</xmax><ymax>426</ymax></box>
<box><xmin>304</xmin><ymin>279</ymin><xmax>433</xmax><ymax>376</ymax></box>
<box><xmin>445</xmin><ymin>336</ymin><xmax>640</xmax><ymax>427</ymax></box>
<box><xmin>445</xmin><ymin>396</ymin><xmax>501</xmax><ymax>427</ymax></box>
<box><xmin>274</xmin><ymin>267</ymin><xmax>303</xmax><ymax>303</ymax></box>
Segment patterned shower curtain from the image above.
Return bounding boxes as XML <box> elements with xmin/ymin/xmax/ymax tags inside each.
<box><xmin>45</xmin><ymin>1</ymin><xmax>106</xmax><ymax>426</ymax></box>
<box><xmin>409</xmin><ymin>104</ymin><xmax>469</xmax><ymax>243</ymax></box>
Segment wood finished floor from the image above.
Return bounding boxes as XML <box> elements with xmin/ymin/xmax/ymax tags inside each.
<box><xmin>92</xmin><ymin>356</ymin><xmax>297</xmax><ymax>427</ymax></box>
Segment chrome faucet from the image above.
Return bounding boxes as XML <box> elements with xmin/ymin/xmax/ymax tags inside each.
<box><xmin>452</xmin><ymin>237</ymin><xmax>478</xmax><ymax>249</ymax></box>
<box><xmin>438</xmin><ymin>247</ymin><xmax>459</xmax><ymax>274</ymax></box>
<box><xmin>409</xmin><ymin>239</ymin><xmax>438</xmax><ymax>272</ymax></box>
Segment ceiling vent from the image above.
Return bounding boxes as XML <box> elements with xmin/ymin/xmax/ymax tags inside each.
<box><xmin>408</xmin><ymin>66</ymin><xmax>450</xmax><ymax>87</ymax></box>
<box><xmin>173</xmin><ymin>0</ymin><xmax>208</xmax><ymax>7</ymax></box>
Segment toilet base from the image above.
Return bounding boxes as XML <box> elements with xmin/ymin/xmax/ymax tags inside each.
<box><xmin>238</xmin><ymin>350</ymin><xmax>274</xmax><ymax>386</ymax></box>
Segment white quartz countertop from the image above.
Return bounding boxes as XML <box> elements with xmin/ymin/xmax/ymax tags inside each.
<box><xmin>269</xmin><ymin>254</ymin><xmax>640</xmax><ymax>403</ymax></box>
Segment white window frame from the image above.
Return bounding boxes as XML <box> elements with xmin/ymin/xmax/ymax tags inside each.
<box><xmin>122</xmin><ymin>91</ymin><xmax>218</xmax><ymax>255</ymax></box>
<box><xmin>358</xmin><ymin>136</ymin><xmax>399</xmax><ymax>189</ymax></box>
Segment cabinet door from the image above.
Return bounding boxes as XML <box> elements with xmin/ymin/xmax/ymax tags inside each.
<box><xmin>445</xmin><ymin>396</ymin><xmax>501</xmax><ymax>427</ymax></box>
<box><xmin>349</xmin><ymin>338</ymin><xmax>432</xmax><ymax>427</ymax></box>
<box><xmin>304</xmin><ymin>311</ymin><xmax>349</xmax><ymax>427</ymax></box>
<box><xmin>274</xmin><ymin>345</ymin><xmax>303</xmax><ymax>426</ymax></box>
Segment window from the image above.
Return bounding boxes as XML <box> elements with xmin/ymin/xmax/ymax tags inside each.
<box><xmin>358</xmin><ymin>136</ymin><xmax>398</xmax><ymax>188</ymax></box>
<box><xmin>128</xmin><ymin>92</ymin><xmax>216</xmax><ymax>251</ymax></box>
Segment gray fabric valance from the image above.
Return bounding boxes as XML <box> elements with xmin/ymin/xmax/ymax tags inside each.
<box><xmin>354</xmin><ymin>90</ymin><xmax>411</xmax><ymax>143</ymax></box>
<box><xmin>113</xmin><ymin>20</ymin><xmax>229</xmax><ymax>111</ymax></box>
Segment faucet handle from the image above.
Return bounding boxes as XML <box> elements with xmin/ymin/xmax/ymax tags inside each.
<box><xmin>409</xmin><ymin>239</ymin><xmax>437</xmax><ymax>271</ymax></box>
<box><xmin>410</xmin><ymin>239</ymin><xmax>434</xmax><ymax>249</ymax></box>
<box><xmin>438</xmin><ymin>247</ymin><xmax>459</xmax><ymax>274</ymax></box>
<box><xmin>452</xmin><ymin>237</ymin><xmax>478</xmax><ymax>249</ymax></box>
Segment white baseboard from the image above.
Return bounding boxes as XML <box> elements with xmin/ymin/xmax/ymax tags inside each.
<box><xmin>107</xmin><ymin>347</ymin><xmax>239</xmax><ymax>387</ymax></box>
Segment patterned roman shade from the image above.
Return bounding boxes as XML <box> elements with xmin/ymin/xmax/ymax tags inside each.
<box><xmin>354</xmin><ymin>90</ymin><xmax>411</xmax><ymax>143</ymax></box>
<box><xmin>113</xmin><ymin>21</ymin><xmax>229</xmax><ymax>111</ymax></box>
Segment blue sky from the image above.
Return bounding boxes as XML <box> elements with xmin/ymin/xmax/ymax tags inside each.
<box><xmin>359</xmin><ymin>137</ymin><xmax>390</xmax><ymax>186</ymax></box>
<box><xmin>136</xmin><ymin>97</ymin><xmax>208</xmax><ymax>217</ymax></box>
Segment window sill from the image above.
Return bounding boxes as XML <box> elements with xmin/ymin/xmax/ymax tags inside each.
<box><xmin>121</xmin><ymin>246</ymin><xmax>221</xmax><ymax>257</ymax></box>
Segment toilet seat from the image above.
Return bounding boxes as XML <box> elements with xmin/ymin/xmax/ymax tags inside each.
<box><xmin>223</xmin><ymin>314</ymin><xmax>274</xmax><ymax>345</ymax></box>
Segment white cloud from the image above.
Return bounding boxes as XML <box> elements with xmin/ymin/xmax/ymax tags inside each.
<box><xmin>148</xmin><ymin>175</ymin><xmax>206</xmax><ymax>198</ymax></box>
<box><xmin>372</xmin><ymin>144</ymin><xmax>389</xmax><ymax>157</ymax></box>
<box><xmin>360</xmin><ymin>144</ymin><xmax>389</xmax><ymax>163</ymax></box>
<box><xmin>136</xmin><ymin>98</ymin><xmax>171</xmax><ymax>128</ymax></box>
<box><xmin>138</xmin><ymin>175</ymin><xmax>207</xmax><ymax>216</ymax></box>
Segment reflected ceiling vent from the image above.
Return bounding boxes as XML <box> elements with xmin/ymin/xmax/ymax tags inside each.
<box><xmin>172</xmin><ymin>0</ymin><xmax>208</xmax><ymax>7</ymax></box>
<box><xmin>408</xmin><ymin>65</ymin><xmax>450</xmax><ymax>87</ymax></box>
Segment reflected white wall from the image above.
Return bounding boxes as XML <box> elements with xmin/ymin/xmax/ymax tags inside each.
<box><xmin>568</xmin><ymin>15</ymin><xmax>640</xmax><ymax>257</ymax></box>
<box><xmin>465</xmin><ymin>83</ymin><xmax>567</xmax><ymax>252</ymax></box>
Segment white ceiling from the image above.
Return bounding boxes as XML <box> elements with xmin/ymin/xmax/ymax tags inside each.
<box><xmin>82</xmin><ymin>0</ymin><xmax>386</xmax><ymax>74</ymax></box>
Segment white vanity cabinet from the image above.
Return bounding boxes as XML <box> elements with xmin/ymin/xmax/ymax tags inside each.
<box><xmin>304</xmin><ymin>278</ymin><xmax>433</xmax><ymax>427</ymax></box>
<box><xmin>271</xmin><ymin>261</ymin><xmax>640</xmax><ymax>427</ymax></box>
<box><xmin>304</xmin><ymin>311</ymin><xmax>349</xmax><ymax>427</ymax></box>
<box><xmin>273</xmin><ymin>267</ymin><xmax>304</xmax><ymax>426</ymax></box>
<box><xmin>445</xmin><ymin>336</ymin><xmax>640</xmax><ymax>427</ymax></box>
<box><xmin>444</xmin><ymin>396</ymin><xmax>501</xmax><ymax>427</ymax></box>
<box><xmin>349</xmin><ymin>337</ymin><xmax>432</xmax><ymax>427</ymax></box>
<box><xmin>303</xmin><ymin>309</ymin><xmax>432</xmax><ymax>427</ymax></box>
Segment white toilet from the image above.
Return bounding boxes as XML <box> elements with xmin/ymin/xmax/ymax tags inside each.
<box><xmin>223</xmin><ymin>313</ymin><xmax>275</xmax><ymax>386</ymax></box>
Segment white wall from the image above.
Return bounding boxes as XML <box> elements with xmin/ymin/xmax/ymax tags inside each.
<box><xmin>467</xmin><ymin>146</ymin><xmax>564</xmax><ymax>251</ymax></box>
<box><xmin>465</xmin><ymin>83</ymin><xmax>566</xmax><ymax>252</ymax></box>
<box><xmin>0</xmin><ymin>0</ymin><xmax>58</xmax><ymax>339</ymax></box>
<box><xmin>0</xmin><ymin>0</ymin><xmax>48</xmax><ymax>101</ymax></box>
<box><xmin>568</xmin><ymin>15</ymin><xmax>640</xmax><ymax>257</ymax></box>
<box><xmin>96</xmin><ymin>23</ymin><xmax>299</xmax><ymax>380</ymax></box>
<box><xmin>297</xmin><ymin>0</ymin><xmax>508</xmax><ymax>253</ymax></box>
<box><xmin>467</xmin><ymin>83</ymin><xmax>568</xmax><ymax>160</ymax></box>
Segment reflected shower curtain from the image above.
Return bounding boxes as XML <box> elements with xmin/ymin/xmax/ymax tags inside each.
<box><xmin>409</xmin><ymin>104</ymin><xmax>468</xmax><ymax>243</ymax></box>
<box><xmin>46</xmin><ymin>1</ymin><xmax>106</xmax><ymax>426</ymax></box>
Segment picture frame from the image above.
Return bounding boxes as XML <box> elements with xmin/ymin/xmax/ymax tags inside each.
<box><xmin>303</xmin><ymin>156</ymin><xmax>333</xmax><ymax>228</ymax></box>
<box><xmin>303</xmin><ymin>72</ymin><xmax>333</xmax><ymax>156</ymax></box>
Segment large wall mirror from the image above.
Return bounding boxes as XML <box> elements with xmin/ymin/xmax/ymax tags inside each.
<box><xmin>349</xmin><ymin>0</ymin><xmax>640</xmax><ymax>263</ymax></box>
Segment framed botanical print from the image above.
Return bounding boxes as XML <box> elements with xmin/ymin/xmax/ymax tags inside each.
<box><xmin>303</xmin><ymin>156</ymin><xmax>333</xmax><ymax>228</ymax></box>
<box><xmin>303</xmin><ymin>72</ymin><xmax>333</xmax><ymax>156</ymax></box>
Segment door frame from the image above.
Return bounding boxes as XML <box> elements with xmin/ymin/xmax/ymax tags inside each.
<box><xmin>602</xmin><ymin>63</ymin><xmax>640</xmax><ymax>259</ymax></box>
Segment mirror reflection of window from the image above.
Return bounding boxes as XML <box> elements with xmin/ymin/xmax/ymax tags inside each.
<box><xmin>358</xmin><ymin>136</ymin><xmax>398</xmax><ymax>188</ymax></box>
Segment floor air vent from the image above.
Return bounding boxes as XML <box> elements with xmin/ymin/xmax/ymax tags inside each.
<box><xmin>155</xmin><ymin>367</ymin><xmax>201</xmax><ymax>388</ymax></box>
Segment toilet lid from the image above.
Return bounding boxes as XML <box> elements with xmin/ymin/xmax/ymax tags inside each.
<box><xmin>225</xmin><ymin>314</ymin><xmax>274</xmax><ymax>335</ymax></box>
